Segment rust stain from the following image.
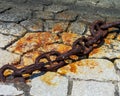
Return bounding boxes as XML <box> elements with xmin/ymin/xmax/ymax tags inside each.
<box><xmin>21</xmin><ymin>51</ymin><xmax>42</xmax><ymax>66</ymax></box>
<box><xmin>40</xmin><ymin>72</ymin><xmax>59</xmax><ymax>86</ymax></box>
<box><xmin>62</xmin><ymin>32</ymin><xmax>79</xmax><ymax>45</ymax></box>
<box><xmin>117</xmin><ymin>34</ymin><xmax>120</xmax><ymax>40</ymax></box>
<box><xmin>58</xmin><ymin>59</ymin><xmax>99</xmax><ymax>75</ymax></box>
<box><xmin>104</xmin><ymin>39</ymin><xmax>111</xmax><ymax>44</ymax></box>
<box><xmin>52</xmin><ymin>23</ymin><xmax>63</xmax><ymax>33</ymax></box>
<box><xmin>106</xmin><ymin>33</ymin><xmax>116</xmax><ymax>39</ymax></box>
<box><xmin>8</xmin><ymin>32</ymin><xmax>60</xmax><ymax>54</ymax></box>
<box><xmin>89</xmin><ymin>48</ymin><xmax>100</xmax><ymax>56</ymax></box>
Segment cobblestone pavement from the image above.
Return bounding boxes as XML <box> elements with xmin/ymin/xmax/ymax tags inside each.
<box><xmin>0</xmin><ymin>0</ymin><xmax>120</xmax><ymax>96</ymax></box>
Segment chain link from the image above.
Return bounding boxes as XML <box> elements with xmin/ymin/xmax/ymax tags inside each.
<box><xmin>0</xmin><ymin>20</ymin><xmax>120</xmax><ymax>82</ymax></box>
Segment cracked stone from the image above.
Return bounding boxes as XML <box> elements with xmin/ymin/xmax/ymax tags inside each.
<box><xmin>44</xmin><ymin>20</ymin><xmax>69</xmax><ymax>32</ymax></box>
<box><xmin>7</xmin><ymin>32</ymin><xmax>60</xmax><ymax>54</ymax></box>
<box><xmin>30</xmin><ymin>72</ymin><xmax>68</xmax><ymax>96</ymax></box>
<box><xmin>55</xmin><ymin>10</ymin><xmax>78</xmax><ymax>21</ymax></box>
<box><xmin>72</xmin><ymin>81</ymin><xmax>115</xmax><ymax>96</ymax></box>
<box><xmin>0</xmin><ymin>49</ymin><xmax>20</xmax><ymax>67</ymax></box>
<box><xmin>0</xmin><ymin>34</ymin><xmax>17</xmax><ymax>48</ymax></box>
<box><xmin>20</xmin><ymin>19</ymin><xmax>43</xmax><ymax>32</ymax></box>
<box><xmin>68</xmin><ymin>21</ymin><xmax>87</xmax><ymax>35</ymax></box>
<box><xmin>45</xmin><ymin>4</ymin><xmax>68</xmax><ymax>13</ymax></box>
<box><xmin>34</xmin><ymin>11</ymin><xmax>54</xmax><ymax>20</ymax></box>
<box><xmin>0</xmin><ymin>22</ymin><xmax>26</xmax><ymax>36</ymax></box>
<box><xmin>89</xmin><ymin>39</ymin><xmax>120</xmax><ymax>59</ymax></box>
<box><xmin>57</xmin><ymin>59</ymin><xmax>120</xmax><ymax>81</ymax></box>
<box><xmin>0</xmin><ymin>83</ymin><xmax>23</xmax><ymax>95</ymax></box>
<box><xmin>0</xmin><ymin>8</ymin><xmax>31</xmax><ymax>22</ymax></box>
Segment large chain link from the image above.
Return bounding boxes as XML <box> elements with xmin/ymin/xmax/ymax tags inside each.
<box><xmin>0</xmin><ymin>20</ymin><xmax>120</xmax><ymax>82</ymax></box>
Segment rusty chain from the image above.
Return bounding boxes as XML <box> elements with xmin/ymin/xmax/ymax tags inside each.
<box><xmin>0</xmin><ymin>20</ymin><xmax>120</xmax><ymax>82</ymax></box>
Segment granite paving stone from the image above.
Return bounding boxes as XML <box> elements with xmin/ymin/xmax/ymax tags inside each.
<box><xmin>55</xmin><ymin>10</ymin><xmax>78</xmax><ymax>21</ymax></box>
<box><xmin>34</xmin><ymin>11</ymin><xmax>54</xmax><ymax>20</ymax></box>
<box><xmin>89</xmin><ymin>39</ymin><xmax>120</xmax><ymax>59</ymax></box>
<box><xmin>30</xmin><ymin>72</ymin><xmax>68</xmax><ymax>96</ymax></box>
<box><xmin>44</xmin><ymin>4</ymin><xmax>68</xmax><ymax>13</ymax></box>
<box><xmin>44</xmin><ymin>20</ymin><xmax>69</xmax><ymax>32</ymax></box>
<box><xmin>0</xmin><ymin>8</ymin><xmax>31</xmax><ymax>22</ymax></box>
<box><xmin>72</xmin><ymin>81</ymin><xmax>115</xmax><ymax>96</ymax></box>
<box><xmin>68</xmin><ymin>21</ymin><xmax>87</xmax><ymax>35</ymax></box>
<box><xmin>0</xmin><ymin>83</ymin><xmax>23</xmax><ymax>95</ymax></box>
<box><xmin>20</xmin><ymin>19</ymin><xmax>43</xmax><ymax>32</ymax></box>
<box><xmin>0</xmin><ymin>22</ymin><xmax>26</xmax><ymax>36</ymax></box>
<box><xmin>57</xmin><ymin>59</ymin><xmax>120</xmax><ymax>81</ymax></box>
<box><xmin>0</xmin><ymin>49</ymin><xmax>20</xmax><ymax>66</ymax></box>
<box><xmin>0</xmin><ymin>33</ymin><xmax>17</xmax><ymax>48</ymax></box>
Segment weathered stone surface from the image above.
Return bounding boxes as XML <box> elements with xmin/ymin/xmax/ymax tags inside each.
<box><xmin>0</xmin><ymin>8</ymin><xmax>31</xmax><ymax>22</ymax></box>
<box><xmin>52</xmin><ymin>0</ymin><xmax>76</xmax><ymax>4</ymax></box>
<box><xmin>114</xmin><ymin>59</ymin><xmax>120</xmax><ymax>69</ymax></box>
<box><xmin>28</xmin><ymin>0</ymin><xmax>52</xmax><ymax>5</ymax></box>
<box><xmin>44</xmin><ymin>20</ymin><xmax>69</xmax><ymax>32</ymax></box>
<box><xmin>118</xmin><ymin>82</ymin><xmax>120</xmax><ymax>95</ymax></box>
<box><xmin>0</xmin><ymin>83</ymin><xmax>23</xmax><ymax>95</ymax></box>
<box><xmin>89</xmin><ymin>39</ymin><xmax>120</xmax><ymax>59</ymax></box>
<box><xmin>0</xmin><ymin>34</ymin><xmax>16</xmax><ymax>48</ymax></box>
<box><xmin>0</xmin><ymin>49</ymin><xmax>20</xmax><ymax>66</ymax></box>
<box><xmin>20</xmin><ymin>19</ymin><xmax>43</xmax><ymax>32</ymax></box>
<box><xmin>58</xmin><ymin>59</ymin><xmax>119</xmax><ymax>81</ymax></box>
<box><xmin>45</xmin><ymin>4</ymin><xmax>68</xmax><ymax>13</ymax></box>
<box><xmin>30</xmin><ymin>72</ymin><xmax>68</xmax><ymax>96</ymax></box>
<box><xmin>68</xmin><ymin>22</ymin><xmax>86</xmax><ymax>35</ymax></box>
<box><xmin>34</xmin><ymin>11</ymin><xmax>54</xmax><ymax>20</ymax></box>
<box><xmin>0</xmin><ymin>3</ymin><xmax>11</xmax><ymax>13</ymax></box>
<box><xmin>61</xmin><ymin>32</ymin><xmax>81</xmax><ymax>45</ymax></box>
<box><xmin>55</xmin><ymin>11</ymin><xmax>78</xmax><ymax>21</ymax></box>
<box><xmin>7</xmin><ymin>32</ymin><xmax>60</xmax><ymax>54</ymax></box>
<box><xmin>72</xmin><ymin>81</ymin><xmax>115</xmax><ymax>96</ymax></box>
<box><xmin>0</xmin><ymin>22</ymin><xmax>26</xmax><ymax>36</ymax></box>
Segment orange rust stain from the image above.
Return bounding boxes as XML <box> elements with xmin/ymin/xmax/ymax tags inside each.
<box><xmin>117</xmin><ymin>34</ymin><xmax>120</xmax><ymax>40</ymax></box>
<box><xmin>62</xmin><ymin>32</ymin><xmax>78</xmax><ymax>45</ymax></box>
<box><xmin>56</xmin><ymin>44</ymin><xmax>72</xmax><ymax>53</ymax></box>
<box><xmin>104</xmin><ymin>39</ymin><xmax>111</xmax><ymax>44</ymax></box>
<box><xmin>40</xmin><ymin>72</ymin><xmax>59</xmax><ymax>86</ymax></box>
<box><xmin>89</xmin><ymin>48</ymin><xmax>100</xmax><ymax>56</ymax></box>
<box><xmin>78</xmin><ymin>60</ymin><xmax>98</xmax><ymax>69</ymax></box>
<box><xmin>10</xmin><ymin>32</ymin><xmax>60</xmax><ymax>54</ymax></box>
<box><xmin>22</xmin><ymin>51</ymin><xmax>42</xmax><ymax>66</ymax></box>
<box><xmin>58</xmin><ymin>59</ymin><xmax>99</xmax><ymax>75</ymax></box>
<box><xmin>106</xmin><ymin>33</ymin><xmax>116</xmax><ymax>39</ymax></box>
<box><xmin>52</xmin><ymin>24</ymin><xmax>63</xmax><ymax>33</ymax></box>
<box><xmin>69</xmin><ymin>64</ymin><xmax>77</xmax><ymax>73</ymax></box>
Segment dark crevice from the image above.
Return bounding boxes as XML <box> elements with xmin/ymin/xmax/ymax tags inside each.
<box><xmin>0</xmin><ymin>7</ymin><xmax>12</xmax><ymax>14</ymax></box>
<box><xmin>114</xmin><ymin>82</ymin><xmax>119</xmax><ymax>96</ymax></box>
<box><xmin>67</xmin><ymin>78</ymin><xmax>73</xmax><ymax>96</ymax></box>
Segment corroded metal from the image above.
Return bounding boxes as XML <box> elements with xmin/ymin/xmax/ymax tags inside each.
<box><xmin>0</xmin><ymin>20</ymin><xmax>120</xmax><ymax>82</ymax></box>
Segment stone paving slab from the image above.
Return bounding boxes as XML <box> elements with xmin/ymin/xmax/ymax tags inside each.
<box><xmin>0</xmin><ymin>22</ymin><xmax>26</xmax><ymax>36</ymax></box>
<box><xmin>72</xmin><ymin>81</ymin><xmax>115</xmax><ymax>96</ymax></box>
<box><xmin>0</xmin><ymin>83</ymin><xmax>23</xmax><ymax>95</ymax></box>
<box><xmin>0</xmin><ymin>49</ymin><xmax>20</xmax><ymax>66</ymax></box>
<box><xmin>89</xmin><ymin>39</ymin><xmax>120</xmax><ymax>59</ymax></box>
<box><xmin>0</xmin><ymin>33</ymin><xmax>16</xmax><ymax>48</ymax></box>
<box><xmin>58</xmin><ymin>59</ymin><xmax>120</xmax><ymax>81</ymax></box>
<box><xmin>30</xmin><ymin>72</ymin><xmax>68</xmax><ymax>96</ymax></box>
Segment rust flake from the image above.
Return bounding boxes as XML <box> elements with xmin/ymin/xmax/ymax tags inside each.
<box><xmin>89</xmin><ymin>48</ymin><xmax>101</xmax><ymax>56</ymax></box>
